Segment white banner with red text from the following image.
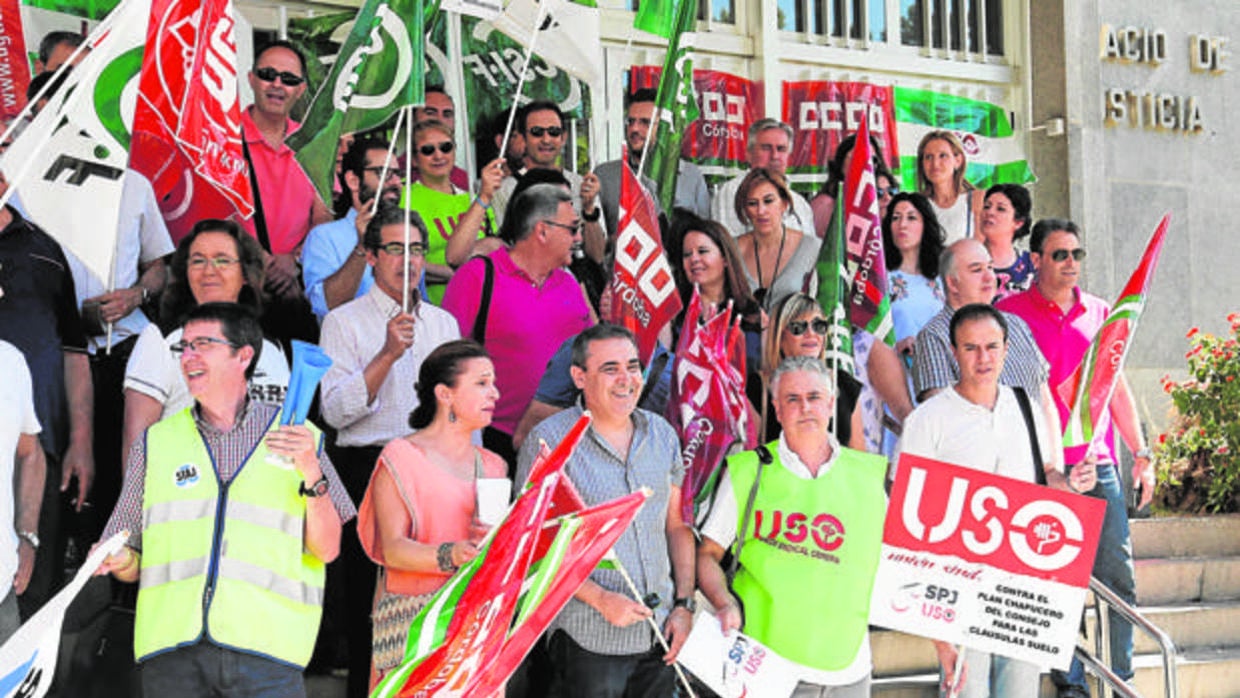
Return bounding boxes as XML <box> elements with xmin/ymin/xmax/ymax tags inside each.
<box><xmin>869</xmin><ymin>454</ymin><xmax>1106</xmax><ymax>670</ymax></box>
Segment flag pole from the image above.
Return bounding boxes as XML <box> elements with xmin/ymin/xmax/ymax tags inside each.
<box><xmin>610</xmin><ymin>554</ymin><xmax>697</xmax><ymax>698</ymax></box>
<box><xmin>402</xmin><ymin>104</ymin><xmax>414</xmax><ymax>315</ymax></box>
<box><xmin>496</xmin><ymin>0</ymin><xmax>551</xmax><ymax>170</ymax></box>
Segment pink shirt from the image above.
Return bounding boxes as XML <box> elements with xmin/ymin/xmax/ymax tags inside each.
<box><xmin>442</xmin><ymin>248</ymin><xmax>592</xmax><ymax>434</ymax></box>
<box><xmin>240</xmin><ymin>108</ymin><xmax>322</xmax><ymax>255</ymax></box>
<box><xmin>997</xmin><ymin>286</ymin><xmax>1116</xmax><ymax>465</ymax></box>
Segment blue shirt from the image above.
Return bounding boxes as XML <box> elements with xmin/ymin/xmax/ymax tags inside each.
<box><xmin>301</xmin><ymin>209</ymin><xmax>430</xmax><ymax>321</ymax></box>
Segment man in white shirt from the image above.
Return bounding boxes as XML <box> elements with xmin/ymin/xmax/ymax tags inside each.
<box><xmin>711</xmin><ymin>119</ymin><xmax>814</xmax><ymax>237</ymax></box>
<box><xmin>898</xmin><ymin>303</ymin><xmax>1093</xmax><ymax>698</ymax></box>
<box><xmin>318</xmin><ymin>202</ymin><xmax>459</xmax><ymax>695</ymax></box>
<box><xmin>0</xmin><ymin>341</ymin><xmax>45</xmax><ymax>642</ymax></box>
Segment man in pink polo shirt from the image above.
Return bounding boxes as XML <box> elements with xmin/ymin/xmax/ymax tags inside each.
<box><xmin>241</xmin><ymin>41</ymin><xmax>332</xmax><ymax>344</ymax></box>
<box><xmin>442</xmin><ymin>184</ymin><xmax>593</xmax><ymax>468</ymax></box>
<box><xmin>996</xmin><ymin>218</ymin><xmax>1154</xmax><ymax>698</ymax></box>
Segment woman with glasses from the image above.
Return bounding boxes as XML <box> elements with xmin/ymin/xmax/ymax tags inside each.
<box><xmin>915</xmin><ymin>130</ymin><xmax>985</xmax><ymax>244</ymax></box>
<box><xmin>734</xmin><ymin>168</ymin><xmax>818</xmax><ymax>312</ymax></box>
<box><xmin>403</xmin><ymin>120</ymin><xmax>505</xmax><ymax>304</ymax></box>
<box><xmin>121</xmin><ymin>219</ymin><xmax>290</xmax><ymax>460</ymax></box>
<box><xmin>980</xmin><ymin>184</ymin><xmax>1035</xmax><ymax>301</ymax></box>
<box><xmin>810</xmin><ymin>133</ymin><xmax>900</xmax><ymax>240</ymax></box>
<box><xmin>753</xmin><ymin>293</ymin><xmax>865</xmax><ymax>448</ymax></box>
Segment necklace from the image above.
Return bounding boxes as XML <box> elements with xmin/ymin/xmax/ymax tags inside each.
<box><xmin>752</xmin><ymin>223</ymin><xmax>788</xmax><ymax>308</ymax></box>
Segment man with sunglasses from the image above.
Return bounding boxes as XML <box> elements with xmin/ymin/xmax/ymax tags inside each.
<box><xmin>997</xmin><ymin>219</ymin><xmax>1152</xmax><ymax>698</ymax></box>
<box><xmin>490</xmin><ymin>102</ymin><xmax>605</xmax><ymax>262</ymax></box>
<box><xmin>592</xmin><ymin>88</ymin><xmax>711</xmax><ymax>241</ymax></box>
<box><xmin>301</xmin><ymin>136</ymin><xmax>425</xmax><ymax>322</ymax></box>
<box><xmin>318</xmin><ymin>203</ymin><xmax>459</xmax><ymax>695</ymax></box>
<box><xmin>97</xmin><ymin>302</ymin><xmax>354</xmax><ymax>697</ymax></box>
<box><xmin>242</xmin><ymin>41</ymin><xmax>332</xmax><ymax>343</ymax></box>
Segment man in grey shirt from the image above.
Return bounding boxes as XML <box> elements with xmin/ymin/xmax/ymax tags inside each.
<box><xmin>516</xmin><ymin>324</ymin><xmax>695</xmax><ymax>698</ymax></box>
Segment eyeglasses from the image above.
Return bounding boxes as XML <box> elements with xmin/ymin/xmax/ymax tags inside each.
<box><xmin>188</xmin><ymin>256</ymin><xmax>240</xmax><ymax>272</ymax></box>
<box><xmin>526</xmin><ymin>126</ymin><xmax>563</xmax><ymax>138</ymax></box>
<box><xmin>876</xmin><ymin>186</ymin><xmax>900</xmax><ymax>197</ymax></box>
<box><xmin>543</xmin><ymin>219</ymin><xmax>583</xmax><ymax>236</ymax></box>
<box><xmin>362</xmin><ymin>166</ymin><xmax>404</xmax><ymax>181</ymax></box>
<box><xmin>1049</xmin><ymin>248</ymin><xmax>1087</xmax><ymax>263</ymax></box>
<box><xmin>253</xmin><ymin>66</ymin><xmax>305</xmax><ymax>87</ymax></box>
<box><xmin>376</xmin><ymin>242</ymin><xmax>427</xmax><ymax>257</ymax></box>
<box><xmin>170</xmin><ymin>336</ymin><xmax>238</xmax><ymax>354</ymax></box>
<box><xmin>786</xmin><ymin>319</ymin><xmax>830</xmax><ymax>336</ymax></box>
<box><xmin>417</xmin><ymin>141</ymin><xmax>455</xmax><ymax>156</ymax></box>
<box><xmin>625</xmin><ymin>117</ymin><xmax>651</xmax><ymax>128</ymax></box>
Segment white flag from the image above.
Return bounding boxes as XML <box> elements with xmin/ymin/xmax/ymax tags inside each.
<box><xmin>0</xmin><ymin>532</ymin><xmax>127</xmax><ymax>698</ymax></box>
<box><xmin>440</xmin><ymin>0</ymin><xmax>503</xmax><ymax>21</ymax></box>
<box><xmin>0</xmin><ymin>0</ymin><xmax>150</xmax><ymax>294</ymax></box>
<box><xmin>487</xmin><ymin>0</ymin><xmax>603</xmax><ymax>87</ymax></box>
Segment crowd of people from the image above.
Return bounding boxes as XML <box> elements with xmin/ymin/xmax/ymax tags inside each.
<box><xmin>0</xmin><ymin>33</ymin><xmax>1159</xmax><ymax>698</ymax></box>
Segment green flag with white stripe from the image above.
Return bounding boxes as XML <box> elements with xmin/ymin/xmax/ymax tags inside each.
<box><xmin>893</xmin><ymin>87</ymin><xmax>1034</xmax><ymax>191</ymax></box>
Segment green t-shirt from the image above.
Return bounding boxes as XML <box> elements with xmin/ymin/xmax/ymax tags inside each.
<box><xmin>401</xmin><ymin>182</ymin><xmax>495</xmax><ymax>304</ymax></box>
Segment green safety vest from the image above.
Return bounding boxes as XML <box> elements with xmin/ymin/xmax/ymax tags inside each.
<box><xmin>134</xmin><ymin>408</ymin><xmax>326</xmax><ymax>668</ymax></box>
<box><xmin>728</xmin><ymin>442</ymin><xmax>887</xmax><ymax>672</ymax></box>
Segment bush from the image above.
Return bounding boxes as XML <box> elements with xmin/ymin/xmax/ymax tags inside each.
<box><xmin>1155</xmin><ymin>313</ymin><xmax>1240</xmax><ymax>513</ymax></box>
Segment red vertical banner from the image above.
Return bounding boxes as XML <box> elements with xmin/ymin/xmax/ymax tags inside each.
<box><xmin>782</xmin><ymin>81</ymin><xmax>898</xmax><ymax>194</ymax></box>
<box><xmin>630</xmin><ymin>66</ymin><xmax>762</xmax><ymax>182</ymax></box>
<box><xmin>0</xmin><ymin>0</ymin><xmax>30</xmax><ymax>122</ymax></box>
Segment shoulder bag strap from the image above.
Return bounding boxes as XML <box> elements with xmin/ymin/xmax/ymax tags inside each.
<box><xmin>728</xmin><ymin>445</ymin><xmax>773</xmax><ymax>580</ymax></box>
<box><xmin>470</xmin><ymin>256</ymin><xmax>495</xmax><ymax>344</ymax></box>
<box><xmin>241</xmin><ymin>139</ymin><xmax>272</xmax><ymax>253</ymax></box>
<box><xmin>1012</xmin><ymin>386</ymin><xmax>1047</xmax><ymax>486</ymax></box>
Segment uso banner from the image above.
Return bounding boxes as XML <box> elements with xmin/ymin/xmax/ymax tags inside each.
<box><xmin>630</xmin><ymin>66</ymin><xmax>761</xmax><ymax>185</ymax></box>
<box><xmin>870</xmin><ymin>455</ymin><xmax>1106</xmax><ymax>670</ymax></box>
<box><xmin>783</xmin><ymin>81</ymin><xmax>898</xmax><ymax>196</ymax></box>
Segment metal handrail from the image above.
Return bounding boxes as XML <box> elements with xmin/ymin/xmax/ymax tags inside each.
<box><xmin>1086</xmin><ymin>576</ymin><xmax>1179</xmax><ymax>698</ymax></box>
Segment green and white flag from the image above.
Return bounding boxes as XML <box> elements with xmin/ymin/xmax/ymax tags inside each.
<box><xmin>287</xmin><ymin>0</ymin><xmax>425</xmax><ymax>204</ymax></box>
<box><xmin>893</xmin><ymin>86</ymin><xmax>1035</xmax><ymax>190</ymax></box>
<box><xmin>488</xmin><ymin>0</ymin><xmax>602</xmax><ymax>88</ymax></box>
<box><xmin>633</xmin><ymin>0</ymin><xmax>679</xmax><ymax>38</ymax></box>
<box><xmin>646</xmin><ymin>0</ymin><xmax>698</xmax><ymax>214</ymax></box>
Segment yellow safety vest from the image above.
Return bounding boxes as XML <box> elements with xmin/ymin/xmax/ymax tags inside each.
<box><xmin>134</xmin><ymin>408</ymin><xmax>326</xmax><ymax>668</ymax></box>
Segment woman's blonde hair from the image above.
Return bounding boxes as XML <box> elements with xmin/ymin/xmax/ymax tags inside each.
<box><xmin>915</xmin><ymin>130</ymin><xmax>974</xmax><ymax>197</ymax></box>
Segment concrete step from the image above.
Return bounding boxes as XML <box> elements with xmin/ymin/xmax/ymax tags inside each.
<box><xmin>1132</xmin><ymin>515</ymin><xmax>1240</xmax><ymax>560</ymax></box>
<box><xmin>1135</xmin><ymin>556</ymin><xmax>1240</xmax><ymax>605</ymax></box>
<box><xmin>874</xmin><ymin>646</ymin><xmax>1233</xmax><ymax>698</ymax></box>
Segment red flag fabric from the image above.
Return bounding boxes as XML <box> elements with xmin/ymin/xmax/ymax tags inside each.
<box><xmin>667</xmin><ymin>288</ymin><xmax>755</xmax><ymax>525</ymax></box>
<box><xmin>468</xmin><ymin>491</ymin><xmax>649</xmax><ymax>696</ymax></box>
<box><xmin>0</xmin><ymin>0</ymin><xmax>30</xmax><ymax>122</ymax></box>
<box><xmin>1057</xmin><ymin>213</ymin><xmax>1170</xmax><ymax>449</ymax></box>
<box><xmin>841</xmin><ymin>118</ymin><xmax>895</xmax><ymax>344</ymax></box>
<box><xmin>132</xmin><ymin>0</ymin><xmax>253</xmax><ymax>243</ymax></box>
<box><xmin>606</xmin><ymin>157</ymin><xmax>681</xmax><ymax>364</ymax></box>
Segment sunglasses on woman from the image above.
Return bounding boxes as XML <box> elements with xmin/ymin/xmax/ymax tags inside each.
<box><xmin>418</xmin><ymin>141</ymin><xmax>455</xmax><ymax>156</ymax></box>
<box><xmin>786</xmin><ymin>319</ymin><xmax>830</xmax><ymax>336</ymax></box>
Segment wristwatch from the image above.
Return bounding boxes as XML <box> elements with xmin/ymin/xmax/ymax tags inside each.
<box><xmin>582</xmin><ymin>206</ymin><xmax>601</xmax><ymax>222</ymax></box>
<box><xmin>299</xmin><ymin>476</ymin><xmax>329</xmax><ymax>498</ymax></box>
<box><xmin>673</xmin><ymin>596</ymin><xmax>697</xmax><ymax>614</ymax></box>
<box><xmin>1134</xmin><ymin>448</ymin><xmax>1153</xmax><ymax>461</ymax></box>
<box><xmin>17</xmin><ymin>530</ymin><xmax>38</xmax><ymax>550</ymax></box>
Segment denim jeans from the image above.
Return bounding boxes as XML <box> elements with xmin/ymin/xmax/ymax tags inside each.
<box><xmin>141</xmin><ymin>642</ymin><xmax>305</xmax><ymax>698</ymax></box>
<box><xmin>545</xmin><ymin>629</ymin><xmax>676</xmax><ymax>698</ymax></box>
<box><xmin>941</xmin><ymin>648</ymin><xmax>1040</xmax><ymax>698</ymax></box>
<box><xmin>1053</xmin><ymin>463</ymin><xmax>1136</xmax><ymax>693</ymax></box>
